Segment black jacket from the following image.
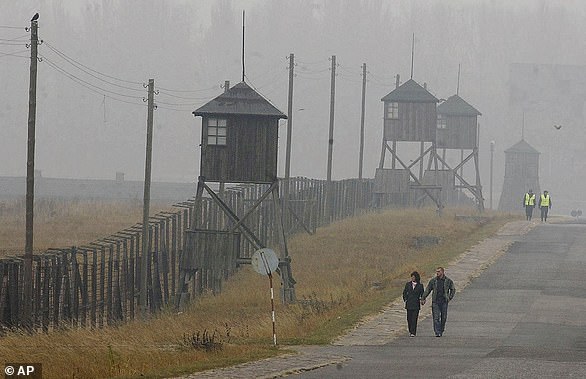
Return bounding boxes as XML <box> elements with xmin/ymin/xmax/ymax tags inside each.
<box><xmin>403</xmin><ymin>281</ymin><xmax>424</xmax><ymax>310</ymax></box>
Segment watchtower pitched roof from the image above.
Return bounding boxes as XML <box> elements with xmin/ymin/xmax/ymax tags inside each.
<box><xmin>437</xmin><ymin>94</ymin><xmax>481</xmax><ymax>116</ymax></box>
<box><xmin>381</xmin><ymin>79</ymin><xmax>439</xmax><ymax>103</ymax></box>
<box><xmin>193</xmin><ymin>81</ymin><xmax>287</xmax><ymax>118</ymax></box>
<box><xmin>505</xmin><ymin>139</ymin><xmax>540</xmax><ymax>154</ymax></box>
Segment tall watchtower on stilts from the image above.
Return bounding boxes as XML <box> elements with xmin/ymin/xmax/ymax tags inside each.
<box><xmin>436</xmin><ymin>95</ymin><xmax>484</xmax><ymax>211</ymax></box>
<box><xmin>177</xmin><ymin>81</ymin><xmax>295</xmax><ymax>306</ymax></box>
<box><xmin>498</xmin><ymin>139</ymin><xmax>540</xmax><ymax>211</ymax></box>
<box><xmin>374</xmin><ymin>75</ymin><xmax>442</xmax><ymax>211</ymax></box>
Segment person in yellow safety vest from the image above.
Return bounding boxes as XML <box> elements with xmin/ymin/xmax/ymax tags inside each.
<box><xmin>539</xmin><ymin>190</ymin><xmax>552</xmax><ymax>222</ymax></box>
<box><xmin>523</xmin><ymin>189</ymin><xmax>536</xmax><ymax>221</ymax></box>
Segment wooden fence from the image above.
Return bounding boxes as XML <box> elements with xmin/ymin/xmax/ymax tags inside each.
<box><xmin>0</xmin><ymin>177</ymin><xmax>375</xmax><ymax>331</ymax></box>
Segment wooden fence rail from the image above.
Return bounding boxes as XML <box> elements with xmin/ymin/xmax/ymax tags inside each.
<box><xmin>0</xmin><ymin>177</ymin><xmax>375</xmax><ymax>331</ymax></box>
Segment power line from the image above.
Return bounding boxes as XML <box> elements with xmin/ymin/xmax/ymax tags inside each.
<box><xmin>295</xmin><ymin>57</ymin><xmax>330</xmax><ymax>66</ymax></box>
<box><xmin>40</xmin><ymin>55</ymin><xmax>147</xmax><ymax>107</ymax></box>
<box><xmin>157</xmin><ymin>90</ymin><xmax>219</xmax><ymax>101</ymax></box>
<box><xmin>252</xmin><ymin>74</ymin><xmax>289</xmax><ymax>94</ymax></box>
<box><xmin>0</xmin><ymin>49</ymin><xmax>28</xmax><ymax>58</ymax></box>
<box><xmin>242</xmin><ymin>77</ymin><xmax>283</xmax><ymax>111</ymax></box>
<box><xmin>40</xmin><ymin>55</ymin><xmax>144</xmax><ymax>99</ymax></box>
<box><xmin>156</xmin><ymin>84</ymin><xmax>219</xmax><ymax>93</ymax></box>
<box><xmin>156</xmin><ymin>105</ymin><xmax>195</xmax><ymax>112</ymax></box>
<box><xmin>156</xmin><ymin>99</ymin><xmax>198</xmax><ymax>106</ymax></box>
<box><xmin>369</xmin><ymin>71</ymin><xmax>397</xmax><ymax>83</ymax></box>
<box><xmin>44</xmin><ymin>41</ymin><xmax>145</xmax><ymax>91</ymax></box>
<box><xmin>0</xmin><ymin>25</ymin><xmax>25</xmax><ymax>29</ymax></box>
<box><xmin>247</xmin><ymin>67</ymin><xmax>288</xmax><ymax>90</ymax></box>
<box><xmin>295</xmin><ymin>73</ymin><xmax>329</xmax><ymax>81</ymax></box>
<box><xmin>367</xmin><ymin>80</ymin><xmax>394</xmax><ymax>88</ymax></box>
<box><xmin>0</xmin><ymin>41</ymin><xmax>28</xmax><ymax>46</ymax></box>
<box><xmin>296</xmin><ymin>66</ymin><xmax>330</xmax><ymax>74</ymax></box>
<box><xmin>0</xmin><ymin>34</ymin><xmax>29</xmax><ymax>41</ymax></box>
<box><xmin>337</xmin><ymin>64</ymin><xmax>361</xmax><ymax>76</ymax></box>
<box><xmin>337</xmin><ymin>74</ymin><xmax>362</xmax><ymax>84</ymax></box>
<box><xmin>45</xmin><ymin>40</ymin><xmax>225</xmax><ymax>98</ymax></box>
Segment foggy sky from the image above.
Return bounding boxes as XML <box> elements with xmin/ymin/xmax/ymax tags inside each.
<box><xmin>2</xmin><ymin>0</ymin><xmax>586</xmax><ymax>210</ymax></box>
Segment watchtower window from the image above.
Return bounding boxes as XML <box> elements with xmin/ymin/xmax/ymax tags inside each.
<box><xmin>437</xmin><ymin>114</ymin><xmax>447</xmax><ymax>129</ymax></box>
<box><xmin>386</xmin><ymin>102</ymin><xmax>399</xmax><ymax>119</ymax></box>
<box><xmin>207</xmin><ymin>118</ymin><xmax>227</xmax><ymax>145</ymax></box>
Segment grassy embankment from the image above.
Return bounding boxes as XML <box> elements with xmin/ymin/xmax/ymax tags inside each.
<box><xmin>0</xmin><ymin>200</ymin><xmax>515</xmax><ymax>378</ymax></box>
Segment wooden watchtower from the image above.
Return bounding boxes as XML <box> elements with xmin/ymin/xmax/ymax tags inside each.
<box><xmin>436</xmin><ymin>94</ymin><xmax>484</xmax><ymax>211</ymax></box>
<box><xmin>179</xmin><ymin>81</ymin><xmax>295</xmax><ymax>304</ymax></box>
<box><xmin>498</xmin><ymin>139</ymin><xmax>540</xmax><ymax>211</ymax></box>
<box><xmin>375</xmin><ymin>75</ymin><xmax>442</xmax><ymax>210</ymax></box>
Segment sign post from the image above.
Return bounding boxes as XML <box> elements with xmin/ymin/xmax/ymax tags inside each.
<box><xmin>251</xmin><ymin>248</ymin><xmax>279</xmax><ymax>346</ymax></box>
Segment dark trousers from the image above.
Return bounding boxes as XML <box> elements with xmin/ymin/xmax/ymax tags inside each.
<box><xmin>540</xmin><ymin>206</ymin><xmax>549</xmax><ymax>221</ymax></box>
<box><xmin>525</xmin><ymin>206</ymin><xmax>534</xmax><ymax>220</ymax></box>
<box><xmin>432</xmin><ymin>301</ymin><xmax>448</xmax><ymax>336</ymax></box>
<box><xmin>406</xmin><ymin>309</ymin><xmax>419</xmax><ymax>335</ymax></box>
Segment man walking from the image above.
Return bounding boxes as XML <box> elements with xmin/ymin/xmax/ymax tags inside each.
<box><xmin>422</xmin><ymin>267</ymin><xmax>455</xmax><ymax>337</ymax></box>
<box><xmin>523</xmin><ymin>189</ymin><xmax>536</xmax><ymax>221</ymax></box>
<box><xmin>539</xmin><ymin>190</ymin><xmax>552</xmax><ymax>222</ymax></box>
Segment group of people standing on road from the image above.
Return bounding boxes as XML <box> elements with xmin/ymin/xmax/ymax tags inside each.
<box><xmin>402</xmin><ymin>267</ymin><xmax>455</xmax><ymax>337</ymax></box>
<box><xmin>523</xmin><ymin>189</ymin><xmax>552</xmax><ymax>222</ymax></box>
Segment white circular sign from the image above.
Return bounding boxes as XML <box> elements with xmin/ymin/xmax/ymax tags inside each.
<box><xmin>251</xmin><ymin>248</ymin><xmax>279</xmax><ymax>275</ymax></box>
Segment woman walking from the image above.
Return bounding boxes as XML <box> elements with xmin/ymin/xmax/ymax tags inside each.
<box><xmin>403</xmin><ymin>271</ymin><xmax>424</xmax><ymax>337</ymax></box>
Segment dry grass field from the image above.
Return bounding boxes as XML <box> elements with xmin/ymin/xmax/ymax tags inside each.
<box><xmin>0</xmin><ymin>200</ymin><xmax>515</xmax><ymax>378</ymax></box>
<box><xmin>0</xmin><ymin>198</ymin><xmax>172</xmax><ymax>256</ymax></box>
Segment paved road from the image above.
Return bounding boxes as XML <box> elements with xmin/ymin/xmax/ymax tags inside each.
<box><xmin>295</xmin><ymin>223</ymin><xmax>586</xmax><ymax>378</ymax></box>
<box><xmin>180</xmin><ymin>221</ymin><xmax>586</xmax><ymax>378</ymax></box>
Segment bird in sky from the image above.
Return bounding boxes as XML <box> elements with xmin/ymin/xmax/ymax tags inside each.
<box><xmin>31</xmin><ymin>13</ymin><xmax>39</xmax><ymax>22</ymax></box>
<box><xmin>553</xmin><ymin>124</ymin><xmax>562</xmax><ymax>130</ymax></box>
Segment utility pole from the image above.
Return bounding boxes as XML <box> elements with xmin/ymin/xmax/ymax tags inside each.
<box><xmin>24</xmin><ymin>14</ymin><xmax>39</xmax><ymax>328</ymax></box>
<box><xmin>326</xmin><ymin>55</ymin><xmax>336</xmax><ymax>223</ymax></box>
<box><xmin>140</xmin><ymin>79</ymin><xmax>155</xmax><ymax>318</ymax></box>
<box><xmin>284</xmin><ymin>53</ymin><xmax>294</xmax><ymax>204</ymax></box>
<box><xmin>358</xmin><ymin>63</ymin><xmax>366</xmax><ymax>180</ymax></box>
<box><xmin>490</xmin><ymin>140</ymin><xmax>495</xmax><ymax>210</ymax></box>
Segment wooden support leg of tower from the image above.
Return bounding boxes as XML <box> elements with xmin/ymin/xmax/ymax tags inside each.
<box><xmin>473</xmin><ymin>149</ymin><xmax>485</xmax><ymax>212</ymax></box>
<box><xmin>202</xmin><ymin>182</ymin><xmax>264</xmax><ymax>249</ymax></box>
<box><xmin>375</xmin><ymin>139</ymin><xmax>386</xmax><ymax>208</ymax></box>
<box><xmin>392</xmin><ymin>141</ymin><xmax>397</xmax><ymax>169</ymax></box>
<box><xmin>426</xmin><ymin>146</ymin><xmax>434</xmax><ymax>172</ymax></box>
<box><xmin>191</xmin><ymin>178</ymin><xmax>205</xmax><ymax>229</ymax></box>
<box><xmin>436</xmin><ymin>152</ymin><xmax>483</xmax><ymax>210</ymax></box>
<box><xmin>459</xmin><ymin>149</ymin><xmax>464</xmax><ymax>204</ymax></box>
<box><xmin>378</xmin><ymin>139</ymin><xmax>387</xmax><ymax>169</ymax></box>
<box><xmin>419</xmin><ymin>141</ymin><xmax>425</xmax><ymax>180</ymax></box>
<box><xmin>408</xmin><ymin>145</ymin><xmax>433</xmax><ymax>170</ymax></box>
<box><xmin>278</xmin><ymin>260</ymin><xmax>296</xmax><ymax>304</ymax></box>
<box><xmin>386</xmin><ymin>142</ymin><xmax>442</xmax><ymax>211</ymax></box>
<box><xmin>272</xmin><ymin>183</ymin><xmax>296</xmax><ymax>303</ymax></box>
<box><xmin>432</xmin><ymin>146</ymin><xmax>443</xmax><ymax>215</ymax></box>
<box><xmin>228</xmin><ymin>181</ymin><xmax>278</xmax><ymax>234</ymax></box>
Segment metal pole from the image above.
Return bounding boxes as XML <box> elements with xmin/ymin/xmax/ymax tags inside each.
<box><xmin>24</xmin><ymin>15</ymin><xmax>39</xmax><ymax>328</ymax></box>
<box><xmin>269</xmin><ymin>273</ymin><xmax>277</xmax><ymax>346</ymax></box>
<box><xmin>284</xmin><ymin>53</ymin><xmax>294</xmax><ymax>205</ymax></box>
<box><xmin>358</xmin><ymin>63</ymin><xmax>366</xmax><ymax>180</ymax></box>
<box><xmin>241</xmin><ymin>10</ymin><xmax>245</xmax><ymax>82</ymax></box>
<box><xmin>141</xmin><ymin>79</ymin><xmax>155</xmax><ymax>318</ymax></box>
<box><xmin>260</xmin><ymin>252</ymin><xmax>277</xmax><ymax>346</ymax></box>
<box><xmin>285</xmin><ymin>53</ymin><xmax>294</xmax><ymax>181</ymax></box>
<box><xmin>326</xmin><ymin>55</ymin><xmax>336</xmax><ymax>222</ymax></box>
<box><xmin>490</xmin><ymin>140</ymin><xmax>495</xmax><ymax>210</ymax></box>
